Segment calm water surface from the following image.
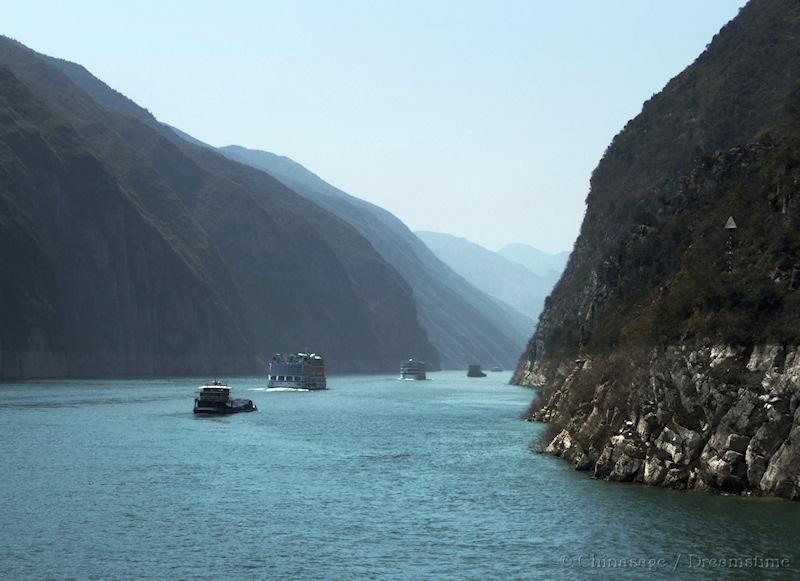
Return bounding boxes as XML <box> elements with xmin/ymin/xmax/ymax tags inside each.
<box><xmin>1</xmin><ymin>371</ymin><xmax>798</xmax><ymax>579</ymax></box>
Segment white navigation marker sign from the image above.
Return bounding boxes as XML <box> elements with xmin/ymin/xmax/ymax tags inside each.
<box><xmin>725</xmin><ymin>216</ymin><xmax>737</xmax><ymax>273</ymax></box>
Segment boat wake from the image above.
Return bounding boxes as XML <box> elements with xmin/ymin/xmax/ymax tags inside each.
<box><xmin>264</xmin><ymin>387</ymin><xmax>311</xmax><ymax>393</ymax></box>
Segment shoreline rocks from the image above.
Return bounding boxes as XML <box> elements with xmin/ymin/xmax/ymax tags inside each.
<box><xmin>524</xmin><ymin>344</ymin><xmax>800</xmax><ymax>500</ymax></box>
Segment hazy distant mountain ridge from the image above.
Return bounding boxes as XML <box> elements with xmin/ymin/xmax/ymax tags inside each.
<box><xmin>219</xmin><ymin>144</ymin><xmax>532</xmax><ymax>369</ymax></box>
<box><xmin>415</xmin><ymin>231</ymin><xmax>559</xmax><ymax>321</ymax></box>
<box><xmin>497</xmin><ymin>243</ymin><xmax>569</xmax><ymax>277</ymax></box>
<box><xmin>0</xmin><ymin>36</ymin><xmax>437</xmax><ymax>376</ymax></box>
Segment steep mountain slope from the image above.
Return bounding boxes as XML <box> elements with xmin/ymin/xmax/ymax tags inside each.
<box><xmin>0</xmin><ymin>65</ymin><xmax>254</xmax><ymax>377</ymax></box>
<box><xmin>218</xmin><ymin>145</ymin><xmax>532</xmax><ymax>369</ymax></box>
<box><xmin>415</xmin><ymin>231</ymin><xmax>556</xmax><ymax>320</ymax></box>
<box><xmin>0</xmin><ymin>37</ymin><xmax>437</xmax><ymax>375</ymax></box>
<box><xmin>497</xmin><ymin>244</ymin><xmax>569</xmax><ymax>277</ymax></box>
<box><xmin>515</xmin><ymin>0</ymin><xmax>800</xmax><ymax>499</ymax></box>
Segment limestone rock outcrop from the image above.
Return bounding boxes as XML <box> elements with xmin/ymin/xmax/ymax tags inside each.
<box><xmin>530</xmin><ymin>344</ymin><xmax>800</xmax><ymax>499</ymax></box>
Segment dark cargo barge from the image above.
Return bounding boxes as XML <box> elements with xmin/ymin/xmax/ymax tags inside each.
<box><xmin>194</xmin><ymin>380</ymin><xmax>257</xmax><ymax>414</ymax></box>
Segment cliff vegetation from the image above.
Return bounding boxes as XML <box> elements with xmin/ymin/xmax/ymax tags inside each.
<box><xmin>514</xmin><ymin>0</ymin><xmax>800</xmax><ymax>499</ymax></box>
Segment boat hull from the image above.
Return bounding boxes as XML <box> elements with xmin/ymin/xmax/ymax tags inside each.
<box><xmin>268</xmin><ymin>353</ymin><xmax>327</xmax><ymax>390</ymax></box>
<box><xmin>266</xmin><ymin>379</ymin><xmax>327</xmax><ymax>390</ymax></box>
<box><xmin>193</xmin><ymin>398</ymin><xmax>257</xmax><ymax>414</ymax></box>
<box><xmin>467</xmin><ymin>365</ymin><xmax>486</xmax><ymax>377</ymax></box>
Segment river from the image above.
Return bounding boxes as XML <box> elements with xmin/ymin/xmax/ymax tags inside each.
<box><xmin>1</xmin><ymin>371</ymin><xmax>798</xmax><ymax>579</ymax></box>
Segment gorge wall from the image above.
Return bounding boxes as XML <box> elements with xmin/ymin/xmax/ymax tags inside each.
<box><xmin>514</xmin><ymin>0</ymin><xmax>800</xmax><ymax>499</ymax></box>
<box><xmin>0</xmin><ymin>38</ymin><xmax>438</xmax><ymax>377</ymax></box>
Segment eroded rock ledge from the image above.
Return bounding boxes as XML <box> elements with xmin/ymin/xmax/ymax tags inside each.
<box><xmin>524</xmin><ymin>344</ymin><xmax>800</xmax><ymax>500</ymax></box>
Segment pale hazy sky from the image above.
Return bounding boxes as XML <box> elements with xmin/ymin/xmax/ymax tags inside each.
<box><xmin>6</xmin><ymin>1</ymin><xmax>745</xmax><ymax>252</ymax></box>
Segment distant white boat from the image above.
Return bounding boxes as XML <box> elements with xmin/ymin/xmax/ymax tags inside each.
<box><xmin>400</xmin><ymin>359</ymin><xmax>427</xmax><ymax>380</ymax></box>
<box><xmin>267</xmin><ymin>353</ymin><xmax>327</xmax><ymax>390</ymax></box>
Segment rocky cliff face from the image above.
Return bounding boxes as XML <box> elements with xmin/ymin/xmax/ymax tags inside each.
<box><xmin>532</xmin><ymin>344</ymin><xmax>800</xmax><ymax>500</ymax></box>
<box><xmin>518</xmin><ymin>138</ymin><xmax>800</xmax><ymax>499</ymax></box>
<box><xmin>514</xmin><ymin>0</ymin><xmax>800</xmax><ymax>500</ymax></box>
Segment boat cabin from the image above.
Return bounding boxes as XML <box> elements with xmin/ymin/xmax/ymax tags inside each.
<box><xmin>198</xmin><ymin>384</ymin><xmax>231</xmax><ymax>402</ymax></box>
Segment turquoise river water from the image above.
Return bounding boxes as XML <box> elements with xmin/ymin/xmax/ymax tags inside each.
<box><xmin>1</xmin><ymin>371</ymin><xmax>799</xmax><ymax>579</ymax></box>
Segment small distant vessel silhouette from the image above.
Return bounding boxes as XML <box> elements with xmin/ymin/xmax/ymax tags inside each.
<box><xmin>490</xmin><ymin>366</ymin><xmax>502</xmax><ymax>372</ymax></box>
<box><xmin>400</xmin><ymin>358</ymin><xmax>427</xmax><ymax>380</ymax></box>
<box><xmin>268</xmin><ymin>353</ymin><xmax>327</xmax><ymax>390</ymax></box>
<box><xmin>467</xmin><ymin>364</ymin><xmax>487</xmax><ymax>378</ymax></box>
<box><xmin>194</xmin><ymin>380</ymin><xmax>257</xmax><ymax>414</ymax></box>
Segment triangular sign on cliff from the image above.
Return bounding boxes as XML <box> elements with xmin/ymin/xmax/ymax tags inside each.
<box><xmin>725</xmin><ymin>216</ymin><xmax>737</xmax><ymax>230</ymax></box>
